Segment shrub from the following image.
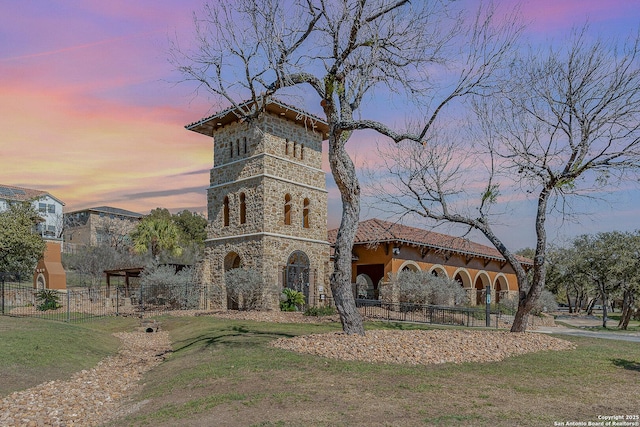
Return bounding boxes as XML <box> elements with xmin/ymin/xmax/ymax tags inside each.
<box><xmin>140</xmin><ymin>263</ymin><xmax>198</xmax><ymax>309</ymax></box>
<box><xmin>280</xmin><ymin>288</ymin><xmax>305</xmax><ymax>311</ymax></box>
<box><xmin>304</xmin><ymin>305</ymin><xmax>337</xmax><ymax>316</ymax></box>
<box><xmin>394</xmin><ymin>270</ymin><xmax>468</xmax><ymax>306</ymax></box>
<box><xmin>500</xmin><ymin>288</ymin><xmax>558</xmax><ymax>315</ymax></box>
<box><xmin>35</xmin><ymin>289</ymin><xmax>61</xmax><ymax>311</ymax></box>
<box><xmin>225</xmin><ymin>268</ymin><xmax>277</xmax><ymax>310</ymax></box>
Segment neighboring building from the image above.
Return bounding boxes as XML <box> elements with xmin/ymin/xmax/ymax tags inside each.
<box><xmin>0</xmin><ymin>184</ymin><xmax>65</xmax><ymax>238</ymax></box>
<box><xmin>187</xmin><ymin>99</ymin><xmax>331</xmax><ymax>309</ymax></box>
<box><xmin>329</xmin><ymin>218</ymin><xmax>532</xmax><ymax>305</ymax></box>
<box><xmin>63</xmin><ymin>206</ymin><xmax>144</xmax><ymax>252</ymax></box>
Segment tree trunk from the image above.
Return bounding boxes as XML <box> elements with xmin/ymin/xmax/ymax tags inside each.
<box><xmin>618</xmin><ymin>288</ymin><xmax>634</xmax><ymax>330</ymax></box>
<box><xmin>327</xmin><ymin>129</ymin><xmax>365</xmax><ymax>335</ymax></box>
<box><xmin>601</xmin><ymin>292</ymin><xmax>609</xmax><ymax>329</ymax></box>
<box><xmin>511</xmin><ymin>188</ymin><xmax>550</xmax><ymax>332</ymax></box>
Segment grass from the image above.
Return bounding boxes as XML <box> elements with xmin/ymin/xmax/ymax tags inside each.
<box><xmin>0</xmin><ymin>315</ymin><xmax>137</xmax><ymax>396</ymax></box>
<box><xmin>2</xmin><ymin>315</ymin><xmax>639</xmax><ymax>426</ymax></box>
<box><xmin>111</xmin><ymin>316</ymin><xmax>639</xmax><ymax>427</ymax></box>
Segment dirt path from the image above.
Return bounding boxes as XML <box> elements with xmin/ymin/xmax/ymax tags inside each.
<box><xmin>0</xmin><ymin>331</ymin><xmax>171</xmax><ymax>427</ymax></box>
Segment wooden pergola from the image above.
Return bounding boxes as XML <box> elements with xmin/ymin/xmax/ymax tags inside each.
<box><xmin>104</xmin><ymin>267</ymin><xmax>143</xmax><ymax>297</ymax></box>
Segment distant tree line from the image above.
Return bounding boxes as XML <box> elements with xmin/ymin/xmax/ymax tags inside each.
<box><xmin>63</xmin><ymin>207</ymin><xmax>207</xmax><ymax>288</ymax></box>
<box><xmin>538</xmin><ymin>231</ymin><xmax>640</xmax><ymax>329</ymax></box>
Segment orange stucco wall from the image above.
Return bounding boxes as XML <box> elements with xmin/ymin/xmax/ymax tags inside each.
<box><xmin>33</xmin><ymin>240</ymin><xmax>66</xmax><ymax>290</ymax></box>
<box><xmin>350</xmin><ymin>243</ymin><xmax>520</xmax><ymax>304</ymax></box>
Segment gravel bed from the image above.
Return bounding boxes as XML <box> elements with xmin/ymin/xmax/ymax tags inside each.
<box><xmin>0</xmin><ymin>331</ymin><xmax>171</xmax><ymax>427</ymax></box>
<box><xmin>270</xmin><ymin>329</ymin><xmax>576</xmax><ymax>365</ymax></box>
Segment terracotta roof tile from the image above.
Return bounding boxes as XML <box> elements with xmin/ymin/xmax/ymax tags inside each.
<box><xmin>328</xmin><ymin>218</ymin><xmax>532</xmax><ymax>264</ymax></box>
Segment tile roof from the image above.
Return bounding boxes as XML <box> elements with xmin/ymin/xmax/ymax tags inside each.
<box><xmin>65</xmin><ymin>206</ymin><xmax>144</xmax><ymax>218</ymax></box>
<box><xmin>328</xmin><ymin>218</ymin><xmax>532</xmax><ymax>264</ymax></box>
<box><xmin>0</xmin><ymin>184</ymin><xmax>64</xmax><ymax>205</ymax></box>
<box><xmin>186</xmin><ymin>98</ymin><xmax>329</xmax><ymax>138</ymax></box>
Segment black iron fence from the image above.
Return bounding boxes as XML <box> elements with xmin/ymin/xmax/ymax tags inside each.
<box><xmin>355</xmin><ymin>299</ymin><xmax>504</xmax><ymax>328</ymax></box>
<box><xmin>0</xmin><ymin>279</ymin><xmax>208</xmax><ymax>322</ymax></box>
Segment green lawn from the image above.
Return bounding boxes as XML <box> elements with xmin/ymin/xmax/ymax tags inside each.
<box><xmin>113</xmin><ymin>317</ymin><xmax>640</xmax><ymax>427</ymax></box>
<box><xmin>0</xmin><ymin>316</ymin><xmax>137</xmax><ymax>396</ymax></box>
<box><xmin>2</xmin><ymin>315</ymin><xmax>638</xmax><ymax>427</ymax></box>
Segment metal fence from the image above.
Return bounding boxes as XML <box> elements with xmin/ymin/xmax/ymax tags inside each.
<box><xmin>0</xmin><ymin>279</ymin><xmax>207</xmax><ymax>322</ymax></box>
<box><xmin>355</xmin><ymin>299</ymin><xmax>504</xmax><ymax>328</ymax></box>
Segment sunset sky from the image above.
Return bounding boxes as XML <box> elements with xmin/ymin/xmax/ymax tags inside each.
<box><xmin>2</xmin><ymin>1</ymin><xmax>640</xmax><ymax>250</ymax></box>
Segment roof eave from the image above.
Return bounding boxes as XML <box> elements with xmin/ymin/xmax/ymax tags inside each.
<box><xmin>186</xmin><ymin>99</ymin><xmax>329</xmax><ymax>139</ymax></box>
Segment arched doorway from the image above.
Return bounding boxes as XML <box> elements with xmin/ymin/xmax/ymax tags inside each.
<box><xmin>286</xmin><ymin>251</ymin><xmax>310</xmax><ymax>303</ymax></box>
<box><xmin>36</xmin><ymin>273</ymin><xmax>46</xmax><ymax>290</ymax></box>
<box><xmin>474</xmin><ymin>272</ymin><xmax>491</xmax><ymax>305</ymax></box>
<box><xmin>494</xmin><ymin>274</ymin><xmax>509</xmax><ymax>304</ymax></box>
<box><xmin>223</xmin><ymin>252</ymin><xmax>242</xmax><ymax>309</ymax></box>
<box><xmin>356</xmin><ymin>274</ymin><xmax>374</xmax><ymax>299</ymax></box>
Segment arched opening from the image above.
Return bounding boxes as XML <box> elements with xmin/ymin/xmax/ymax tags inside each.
<box><xmin>223</xmin><ymin>196</ymin><xmax>230</xmax><ymax>227</ymax></box>
<box><xmin>429</xmin><ymin>265</ymin><xmax>448</xmax><ymax>278</ymax></box>
<box><xmin>286</xmin><ymin>251</ymin><xmax>310</xmax><ymax>303</ymax></box>
<box><xmin>285</xmin><ymin>139</ymin><xmax>290</xmax><ymax>155</ymax></box>
<box><xmin>356</xmin><ymin>274</ymin><xmax>374</xmax><ymax>299</ymax></box>
<box><xmin>452</xmin><ymin>268</ymin><xmax>472</xmax><ymax>288</ymax></box>
<box><xmin>300</xmin><ymin>144</ymin><xmax>304</xmax><ymax>160</ymax></box>
<box><xmin>302</xmin><ymin>198</ymin><xmax>310</xmax><ymax>228</ymax></box>
<box><xmin>284</xmin><ymin>194</ymin><xmax>292</xmax><ymax>225</ymax></box>
<box><xmin>243</xmin><ymin>137</ymin><xmax>248</xmax><ymax>154</ymax></box>
<box><xmin>474</xmin><ymin>272</ymin><xmax>491</xmax><ymax>305</ymax></box>
<box><xmin>36</xmin><ymin>273</ymin><xmax>46</xmax><ymax>290</ymax></box>
<box><xmin>494</xmin><ymin>274</ymin><xmax>509</xmax><ymax>304</ymax></box>
<box><xmin>239</xmin><ymin>193</ymin><xmax>246</xmax><ymax>224</ymax></box>
<box><xmin>223</xmin><ymin>252</ymin><xmax>242</xmax><ymax>310</ymax></box>
<box><xmin>236</xmin><ymin>138</ymin><xmax>240</xmax><ymax>156</ymax></box>
<box><xmin>399</xmin><ymin>260</ymin><xmax>420</xmax><ymax>272</ymax></box>
<box><xmin>223</xmin><ymin>252</ymin><xmax>242</xmax><ymax>271</ymax></box>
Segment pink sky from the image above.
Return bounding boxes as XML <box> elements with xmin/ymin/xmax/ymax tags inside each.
<box><xmin>2</xmin><ymin>1</ymin><xmax>639</xmax><ymax>248</ymax></box>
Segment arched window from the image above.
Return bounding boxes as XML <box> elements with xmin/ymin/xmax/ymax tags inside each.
<box><xmin>303</xmin><ymin>198</ymin><xmax>310</xmax><ymax>228</ymax></box>
<box><xmin>236</xmin><ymin>139</ymin><xmax>240</xmax><ymax>156</ymax></box>
<box><xmin>285</xmin><ymin>139</ymin><xmax>290</xmax><ymax>155</ymax></box>
<box><xmin>284</xmin><ymin>194</ymin><xmax>291</xmax><ymax>225</ymax></box>
<box><xmin>223</xmin><ymin>196</ymin><xmax>230</xmax><ymax>227</ymax></box>
<box><xmin>293</xmin><ymin>141</ymin><xmax>298</xmax><ymax>158</ymax></box>
<box><xmin>239</xmin><ymin>193</ymin><xmax>246</xmax><ymax>224</ymax></box>
<box><xmin>300</xmin><ymin>144</ymin><xmax>304</xmax><ymax>160</ymax></box>
<box><xmin>229</xmin><ymin>141</ymin><xmax>233</xmax><ymax>159</ymax></box>
<box><xmin>243</xmin><ymin>137</ymin><xmax>248</xmax><ymax>154</ymax></box>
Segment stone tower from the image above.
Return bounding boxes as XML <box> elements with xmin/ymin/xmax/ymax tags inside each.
<box><xmin>187</xmin><ymin>100</ymin><xmax>331</xmax><ymax>309</ymax></box>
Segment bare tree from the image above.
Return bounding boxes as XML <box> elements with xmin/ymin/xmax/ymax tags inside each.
<box><xmin>171</xmin><ymin>0</ymin><xmax>520</xmax><ymax>334</ymax></box>
<box><xmin>370</xmin><ymin>27</ymin><xmax>640</xmax><ymax>331</ymax></box>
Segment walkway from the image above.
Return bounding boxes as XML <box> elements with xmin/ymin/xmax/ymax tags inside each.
<box><xmin>535</xmin><ymin>315</ymin><xmax>640</xmax><ymax>343</ymax></box>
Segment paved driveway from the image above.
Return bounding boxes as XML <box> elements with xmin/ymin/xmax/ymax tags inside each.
<box><xmin>535</xmin><ymin>315</ymin><xmax>640</xmax><ymax>342</ymax></box>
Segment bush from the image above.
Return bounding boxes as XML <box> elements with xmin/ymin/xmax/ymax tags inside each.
<box><xmin>394</xmin><ymin>270</ymin><xmax>468</xmax><ymax>306</ymax></box>
<box><xmin>35</xmin><ymin>289</ymin><xmax>61</xmax><ymax>311</ymax></box>
<box><xmin>304</xmin><ymin>305</ymin><xmax>337</xmax><ymax>316</ymax></box>
<box><xmin>500</xmin><ymin>288</ymin><xmax>558</xmax><ymax>315</ymax></box>
<box><xmin>280</xmin><ymin>288</ymin><xmax>305</xmax><ymax>311</ymax></box>
<box><xmin>225</xmin><ymin>268</ymin><xmax>277</xmax><ymax>310</ymax></box>
<box><xmin>140</xmin><ymin>263</ymin><xmax>198</xmax><ymax>309</ymax></box>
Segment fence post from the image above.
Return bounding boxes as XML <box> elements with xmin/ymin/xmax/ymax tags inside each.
<box><xmin>66</xmin><ymin>289</ymin><xmax>71</xmax><ymax>322</ymax></box>
<box><xmin>1</xmin><ymin>275</ymin><xmax>4</xmax><ymax>315</ymax></box>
